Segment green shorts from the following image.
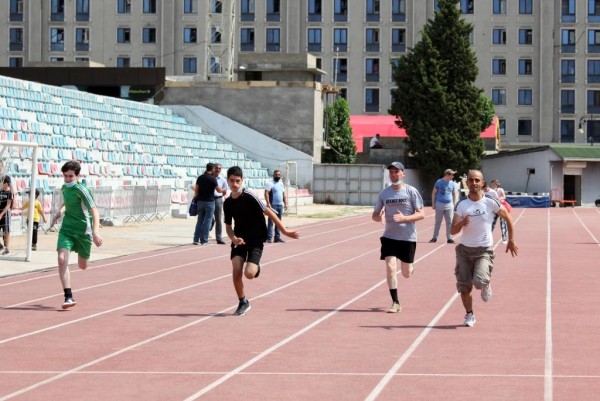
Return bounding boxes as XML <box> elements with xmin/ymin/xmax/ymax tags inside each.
<box><xmin>57</xmin><ymin>231</ymin><xmax>92</xmax><ymax>260</ymax></box>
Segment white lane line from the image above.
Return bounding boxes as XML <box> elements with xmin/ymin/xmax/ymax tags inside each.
<box><xmin>2</xmin><ymin>220</ymin><xmax>373</xmax><ymax>308</ymax></box>
<box><xmin>0</xmin><ymin>236</ymin><xmax>380</xmax><ymax>401</ymax></box>
<box><xmin>572</xmin><ymin>208</ymin><xmax>600</xmax><ymax>247</ymax></box>
<box><xmin>545</xmin><ymin>208</ymin><xmax>553</xmax><ymax>401</ymax></box>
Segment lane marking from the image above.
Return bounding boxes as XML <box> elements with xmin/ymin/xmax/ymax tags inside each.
<box><xmin>546</xmin><ymin>208</ymin><xmax>553</xmax><ymax>401</ymax></box>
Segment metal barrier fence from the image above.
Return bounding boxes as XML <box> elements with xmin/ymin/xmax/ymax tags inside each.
<box><xmin>50</xmin><ymin>185</ymin><xmax>172</xmax><ymax>227</ymax></box>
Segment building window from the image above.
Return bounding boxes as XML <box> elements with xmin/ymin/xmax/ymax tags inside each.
<box><xmin>560</xmin><ymin>120</ymin><xmax>575</xmax><ymax>143</ymax></box>
<box><xmin>266</xmin><ymin>28</ymin><xmax>280</xmax><ymax>52</ymax></box>
<box><xmin>10</xmin><ymin>0</ymin><xmax>24</xmax><ymax>22</ymax></box>
<box><xmin>211</xmin><ymin>0</ymin><xmax>222</xmax><ymax>13</ymax></box>
<box><xmin>588</xmin><ymin>30</ymin><xmax>600</xmax><ymax>53</ymax></box>
<box><xmin>392</xmin><ymin>29</ymin><xmax>406</xmax><ymax>52</ymax></box>
<box><xmin>51</xmin><ymin>0</ymin><xmax>65</xmax><ymax>21</ymax></box>
<box><xmin>392</xmin><ymin>0</ymin><xmax>406</xmax><ymax>22</ymax></box>
<box><xmin>315</xmin><ymin>57</ymin><xmax>322</xmax><ymax>82</ymax></box>
<box><xmin>366</xmin><ymin>29</ymin><xmax>380</xmax><ymax>52</ymax></box>
<box><xmin>561</xmin><ymin>59</ymin><xmax>575</xmax><ymax>83</ymax></box>
<box><xmin>184</xmin><ymin>0</ymin><xmax>198</xmax><ymax>14</ymax></box>
<box><xmin>365</xmin><ymin>58</ymin><xmax>380</xmax><ymax>82</ymax></box>
<box><xmin>143</xmin><ymin>0</ymin><xmax>157</xmax><ymax>13</ymax></box>
<box><xmin>333</xmin><ymin>58</ymin><xmax>348</xmax><ymax>83</ymax></box>
<box><xmin>334</xmin><ymin>0</ymin><xmax>348</xmax><ymax>22</ymax></box>
<box><xmin>76</xmin><ymin>0</ymin><xmax>90</xmax><ymax>21</ymax></box>
<box><xmin>210</xmin><ymin>56</ymin><xmax>221</xmax><ymax>73</ymax></box>
<box><xmin>75</xmin><ymin>27</ymin><xmax>90</xmax><ymax>51</ymax></box>
<box><xmin>590</xmin><ymin>0</ymin><xmax>600</xmax><ymax>23</ymax></box>
<box><xmin>492</xmin><ymin>89</ymin><xmax>506</xmax><ymax>105</ymax></box>
<box><xmin>560</xmin><ymin>90</ymin><xmax>575</xmax><ymax>113</ymax></box>
<box><xmin>519</xmin><ymin>29</ymin><xmax>532</xmax><ymax>45</ymax></box>
<box><xmin>561</xmin><ymin>0</ymin><xmax>576</xmax><ymax>23</ymax></box>
<box><xmin>519</xmin><ymin>0</ymin><xmax>532</xmax><ymax>14</ymax></box>
<box><xmin>518</xmin><ymin>119</ymin><xmax>532</xmax><ymax>135</ymax></box>
<box><xmin>562</xmin><ymin>29</ymin><xmax>576</xmax><ymax>53</ymax></box>
<box><xmin>75</xmin><ymin>57</ymin><xmax>89</xmax><ymax>62</ymax></box>
<box><xmin>334</xmin><ymin>28</ymin><xmax>348</xmax><ymax>52</ymax></box>
<box><xmin>518</xmin><ymin>89</ymin><xmax>533</xmax><ymax>106</ymax></box>
<box><xmin>241</xmin><ymin>0</ymin><xmax>255</xmax><ymax>21</ymax></box>
<box><xmin>267</xmin><ymin>0</ymin><xmax>280</xmax><ymax>21</ymax></box>
<box><xmin>50</xmin><ymin>57</ymin><xmax>64</xmax><ymax>62</ymax></box>
<box><xmin>142</xmin><ymin>57</ymin><xmax>156</xmax><ymax>67</ymax></box>
<box><xmin>117</xmin><ymin>28</ymin><xmax>131</xmax><ymax>44</ymax></box>
<box><xmin>588</xmin><ymin>60</ymin><xmax>600</xmax><ymax>83</ymax></box>
<box><xmin>143</xmin><ymin>28</ymin><xmax>157</xmax><ymax>43</ymax></box>
<box><xmin>492</xmin><ymin>29</ymin><xmax>506</xmax><ymax>45</ymax></box>
<box><xmin>366</xmin><ymin>0</ymin><xmax>380</xmax><ymax>22</ymax></box>
<box><xmin>308</xmin><ymin>28</ymin><xmax>322</xmax><ymax>52</ymax></box>
<box><xmin>117</xmin><ymin>57</ymin><xmax>130</xmax><ymax>67</ymax></box>
<box><xmin>518</xmin><ymin>59</ymin><xmax>532</xmax><ymax>75</ymax></box>
<box><xmin>9</xmin><ymin>28</ymin><xmax>23</xmax><ymax>51</ymax></box>
<box><xmin>499</xmin><ymin>118</ymin><xmax>506</xmax><ymax>136</ymax></box>
<box><xmin>460</xmin><ymin>0</ymin><xmax>474</xmax><ymax>14</ymax></box>
<box><xmin>50</xmin><ymin>28</ymin><xmax>65</xmax><ymax>51</ymax></box>
<box><xmin>211</xmin><ymin>27</ymin><xmax>221</xmax><ymax>43</ymax></box>
<box><xmin>117</xmin><ymin>0</ymin><xmax>131</xmax><ymax>14</ymax></box>
<box><xmin>308</xmin><ymin>0</ymin><xmax>321</xmax><ymax>21</ymax></box>
<box><xmin>9</xmin><ymin>57</ymin><xmax>23</xmax><ymax>67</ymax></box>
<box><xmin>365</xmin><ymin>88</ymin><xmax>380</xmax><ymax>112</ymax></box>
<box><xmin>183</xmin><ymin>57</ymin><xmax>197</xmax><ymax>73</ymax></box>
<box><xmin>588</xmin><ymin>90</ymin><xmax>600</xmax><ymax>113</ymax></box>
<box><xmin>493</xmin><ymin>0</ymin><xmax>506</xmax><ymax>14</ymax></box>
<box><xmin>492</xmin><ymin>58</ymin><xmax>506</xmax><ymax>75</ymax></box>
<box><xmin>184</xmin><ymin>27</ymin><xmax>197</xmax><ymax>43</ymax></box>
<box><xmin>240</xmin><ymin>28</ymin><xmax>255</xmax><ymax>51</ymax></box>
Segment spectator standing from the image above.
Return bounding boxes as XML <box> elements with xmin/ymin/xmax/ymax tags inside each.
<box><xmin>372</xmin><ymin>162</ymin><xmax>424</xmax><ymax>313</ymax></box>
<box><xmin>430</xmin><ymin>169</ymin><xmax>458</xmax><ymax>244</ymax></box>
<box><xmin>23</xmin><ymin>189</ymin><xmax>47</xmax><ymax>250</ymax></box>
<box><xmin>0</xmin><ymin>176</ymin><xmax>13</xmax><ymax>255</ymax></box>
<box><xmin>264</xmin><ymin>170</ymin><xmax>288</xmax><ymax>243</ymax></box>
<box><xmin>193</xmin><ymin>163</ymin><xmax>225</xmax><ymax>246</ymax></box>
<box><xmin>212</xmin><ymin>163</ymin><xmax>228</xmax><ymax>245</ymax></box>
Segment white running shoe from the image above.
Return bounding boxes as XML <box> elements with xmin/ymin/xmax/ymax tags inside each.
<box><xmin>481</xmin><ymin>283</ymin><xmax>492</xmax><ymax>302</ymax></box>
<box><xmin>463</xmin><ymin>313</ymin><xmax>476</xmax><ymax>327</ymax></box>
<box><xmin>387</xmin><ymin>302</ymin><xmax>402</xmax><ymax>313</ymax></box>
<box><xmin>62</xmin><ymin>297</ymin><xmax>77</xmax><ymax>309</ymax></box>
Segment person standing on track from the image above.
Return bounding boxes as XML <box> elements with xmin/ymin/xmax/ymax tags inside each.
<box><xmin>372</xmin><ymin>162</ymin><xmax>424</xmax><ymax>313</ymax></box>
<box><xmin>224</xmin><ymin>166</ymin><xmax>300</xmax><ymax>316</ymax></box>
<box><xmin>451</xmin><ymin>170</ymin><xmax>518</xmax><ymax>328</ymax></box>
<box><xmin>50</xmin><ymin>161</ymin><xmax>103</xmax><ymax>309</ymax></box>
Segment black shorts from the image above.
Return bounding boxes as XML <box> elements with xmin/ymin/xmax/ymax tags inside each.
<box><xmin>380</xmin><ymin>237</ymin><xmax>416</xmax><ymax>263</ymax></box>
<box><xmin>230</xmin><ymin>242</ymin><xmax>264</xmax><ymax>265</ymax></box>
<box><xmin>0</xmin><ymin>217</ymin><xmax>10</xmax><ymax>233</ymax></box>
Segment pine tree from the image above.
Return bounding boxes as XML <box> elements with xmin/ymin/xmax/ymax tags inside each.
<box><xmin>322</xmin><ymin>97</ymin><xmax>357</xmax><ymax>164</ymax></box>
<box><xmin>389</xmin><ymin>0</ymin><xmax>493</xmax><ymax>180</ymax></box>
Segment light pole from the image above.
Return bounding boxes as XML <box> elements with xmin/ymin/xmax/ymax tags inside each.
<box><xmin>578</xmin><ymin>115</ymin><xmax>595</xmax><ymax>146</ymax></box>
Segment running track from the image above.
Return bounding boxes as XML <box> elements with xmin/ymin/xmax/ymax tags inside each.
<box><xmin>0</xmin><ymin>208</ymin><xmax>599</xmax><ymax>400</ymax></box>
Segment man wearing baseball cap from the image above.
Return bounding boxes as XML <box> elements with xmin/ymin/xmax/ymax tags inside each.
<box><xmin>372</xmin><ymin>161</ymin><xmax>424</xmax><ymax>313</ymax></box>
<box><xmin>430</xmin><ymin>168</ymin><xmax>458</xmax><ymax>244</ymax></box>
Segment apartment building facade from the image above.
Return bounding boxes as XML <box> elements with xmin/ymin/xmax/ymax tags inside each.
<box><xmin>2</xmin><ymin>0</ymin><xmax>599</xmax><ymax>147</ymax></box>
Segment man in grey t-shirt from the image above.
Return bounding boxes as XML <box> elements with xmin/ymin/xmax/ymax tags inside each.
<box><xmin>372</xmin><ymin>162</ymin><xmax>424</xmax><ymax>313</ymax></box>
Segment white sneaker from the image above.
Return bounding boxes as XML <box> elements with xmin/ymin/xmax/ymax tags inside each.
<box><xmin>387</xmin><ymin>302</ymin><xmax>402</xmax><ymax>313</ymax></box>
<box><xmin>463</xmin><ymin>313</ymin><xmax>476</xmax><ymax>327</ymax></box>
<box><xmin>481</xmin><ymin>283</ymin><xmax>492</xmax><ymax>302</ymax></box>
<box><xmin>62</xmin><ymin>297</ymin><xmax>77</xmax><ymax>309</ymax></box>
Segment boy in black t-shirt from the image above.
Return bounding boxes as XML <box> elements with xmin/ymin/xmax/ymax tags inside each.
<box><xmin>223</xmin><ymin>166</ymin><xmax>300</xmax><ymax>316</ymax></box>
<box><xmin>0</xmin><ymin>176</ymin><xmax>14</xmax><ymax>255</ymax></box>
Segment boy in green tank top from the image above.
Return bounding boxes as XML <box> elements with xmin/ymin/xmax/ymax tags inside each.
<box><xmin>50</xmin><ymin>161</ymin><xmax>103</xmax><ymax>309</ymax></box>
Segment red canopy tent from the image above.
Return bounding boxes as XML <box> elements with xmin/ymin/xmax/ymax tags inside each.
<box><xmin>349</xmin><ymin>115</ymin><xmax>499</xmax><ymax>153</ymax></box>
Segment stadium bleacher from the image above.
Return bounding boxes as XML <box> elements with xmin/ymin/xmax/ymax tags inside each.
<box><xmin>0</xmin><ymin>74</ymin><xmax>270</xmax><ymax>196</ymax></box>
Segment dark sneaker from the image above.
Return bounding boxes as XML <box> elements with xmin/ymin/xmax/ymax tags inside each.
<box><xmin>266</xmin><ymin>239</ymin><xmax>272</xmax><ymax>243</ymax></box>
<box><xmin>274</xmin><ymin>238</ymin><xmax>285</xmax><ymax>243</ymax></box>
<box><xmin>32</xmin><ymin>244</ymin><xmax>37</xmax><ymax>251</ymax></box>
<box><xmin>1</xmin><ymin>249</ymin><xmax>9</xmax><ymax>256</ymax></box>
<box><xmin>254</xmin><ymin>265</ymin><xmax>261</xmax><ymax>278</ymax></box>
<box><xmin>234</xmin><ymin>301</ymin><xmax>251</xmax><ymax>316</ymax></box>
<box><xmin>447</xmin><ymin>239</ymin><xmax>455</xmax><ymax>244</ymax></box>
<box><xmin>216</xmin><ymin>239</ymin><xmax>226</xmax><ymax>244</ymax></box>
<box><xmin>62</xmin><ymin>297</ymin><xmax>77</xmax><ymax>309</ymax></box>
<box><xmin>429</xmin><ymin>238</ymin><xmax>437</xmax><ymax>243</ymax></box>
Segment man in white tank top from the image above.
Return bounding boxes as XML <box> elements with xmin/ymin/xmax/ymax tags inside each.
<box><xmin>451</xmin><ymin>170</ymin><xmax>518</xmax><ymax>328</ymax></box>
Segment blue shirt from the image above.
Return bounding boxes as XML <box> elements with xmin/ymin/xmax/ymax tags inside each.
<box><xmin>434</xmin><ymin>178</ymin><xmax>456</xmax><ymax>204</ymax></box>
<box><xmin>265</xmin><ymin>180</ymin><xmax>285</xmax><ymax>206</ymax></box>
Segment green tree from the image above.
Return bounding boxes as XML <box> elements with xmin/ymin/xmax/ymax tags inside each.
<box><xmin>389</xmin><ymin>0</ymin><xmax>493</xmax><ymax>180</ymax></box>
<box><xmin>322</xmin><ymin>97</ymin><xmax>357</xmax><ymax>164</ymax></box>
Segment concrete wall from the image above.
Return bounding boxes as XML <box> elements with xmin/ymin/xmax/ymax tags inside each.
<box><xmin>160</xmin><ymin>81</ymin><xmax>324</xmax><ymax>161</ymax></box>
